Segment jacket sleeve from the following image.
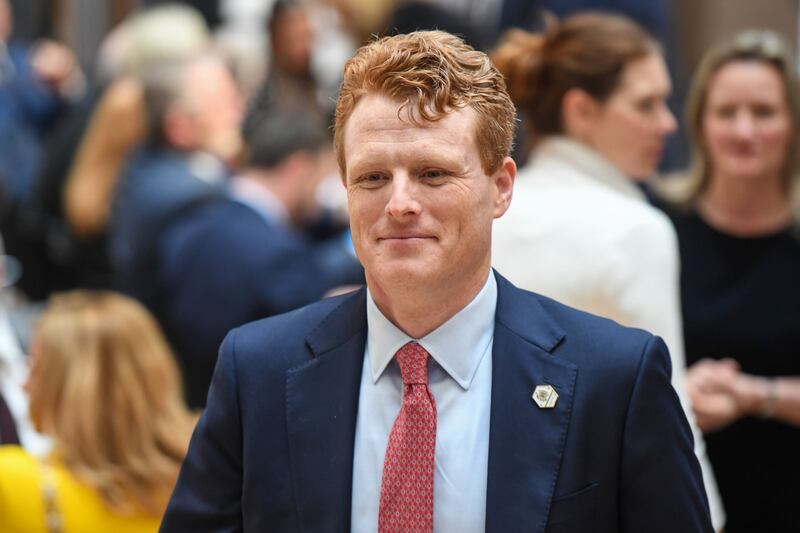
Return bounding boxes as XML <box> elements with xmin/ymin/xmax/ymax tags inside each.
<box><xmin>620</xmin><ymin>335</ymin><xmax>714</xmax><ymax>533</ymax></box>
<box><xmin>607</xmin><ymin>216</ymin><xmax>725</xmax><ymax>529</ymax></box>
<box><xmin>160</xmin><ymin>330</ymin><xmax>244</xmax><ymax>533</ymax></box>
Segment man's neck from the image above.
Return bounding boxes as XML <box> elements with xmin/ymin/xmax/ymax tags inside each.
<box><xmin>368</xmin><ymin>268</ymin><xmax>491</xmax><ymax>339</ymax></box>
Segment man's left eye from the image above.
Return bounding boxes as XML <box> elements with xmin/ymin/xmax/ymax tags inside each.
<box><xmin>421</xmin><ymin>170</ymin><xmax>445</xmax><ymax>179</ymax></box>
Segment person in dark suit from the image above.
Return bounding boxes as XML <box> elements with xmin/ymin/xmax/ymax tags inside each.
<box><xmin>161</xmin><ymin>30</ymin><xmax>713</xmax><ymax>532</ymax></box>
<box><xmin>110</xmin><ymin>50</ymin><xmax>243</xmax><ymax>312</ymax></box>
<box><xmin>152</xmin><ymin>110</ymin><xmax>363</xmax><ymax>408</ymax></box>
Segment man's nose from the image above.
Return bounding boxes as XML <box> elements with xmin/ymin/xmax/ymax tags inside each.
<box><xmin>385</xmin><ymin>174</ymin><xmax>422</xmax><ymax>217</ymax></box>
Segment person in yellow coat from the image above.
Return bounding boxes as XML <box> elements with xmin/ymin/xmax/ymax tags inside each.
<box><xmin>0</xmin><ymin>291</ymin><xmax>196</xmax><ymax>533</ymax></box>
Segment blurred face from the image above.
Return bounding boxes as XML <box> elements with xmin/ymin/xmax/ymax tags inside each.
<box><xmin>271</xmin><ymin>5</ymin><xmax>312</xmax><ymax>77</ymax></box>
<box><xmin>180</xmin><ymin>57</ymin><xmax>245</xmax><ymax>159</ymax></box>
<box><xmin>287</xmin><ymin>147</ymin><xmax>334</xmax><ymax>225</ymax></box>
<box><xmin>0</xmin><ymin>0</ymin><xmax>11</xmax><ymax>42</ymax></box>
<box><xmin>584</xmin><ymin>52</ymin><xmax>677</xmax><ymax>179</ymax></box>
<box><xmin>702</xmin><ymin>60</ymin><xmax>792</xmax><ymax>183</ymax></box>
<box><xmin>343</xmin><ymin>93</ymin><xmax>514</xmax><ymax>296</ymax></box>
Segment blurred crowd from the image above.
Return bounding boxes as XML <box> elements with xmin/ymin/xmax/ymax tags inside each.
<box><xmin>0</xmin><ymin>0</ymin><xmax>797</xmax><ymax>532</ymax></box>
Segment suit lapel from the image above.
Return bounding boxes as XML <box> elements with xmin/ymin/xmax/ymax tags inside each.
<box><xmin>285</xmin><ymin>289</ymin><xmax>367</xmax><ymax>532</ymax></box>
<box><xmin>485</xmin><ymin>274</ymin><xmax>577</xmax><ymax>533</ymax></box>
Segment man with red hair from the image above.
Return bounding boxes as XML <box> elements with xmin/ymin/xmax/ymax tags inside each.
<box><xmin>162</xmin><ymin>30</ymin><xmax>712</xmax><ymax>533</ymax></box>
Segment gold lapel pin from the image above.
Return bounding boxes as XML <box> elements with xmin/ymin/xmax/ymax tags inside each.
<box><xmin>532</xmin><ymin>384</ymin><xmax>558</xmax><ymax>409</ymax></box>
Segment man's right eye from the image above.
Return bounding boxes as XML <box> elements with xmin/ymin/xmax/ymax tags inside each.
<box><xmin>357</xmin><ymin>173</ymin><xmax>387</xmax><ymax>187</ymax></box>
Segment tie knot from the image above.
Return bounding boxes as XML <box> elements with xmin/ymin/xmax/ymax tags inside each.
<box><xmin>395</xmin><ymin>342</ymin><xmax>429</xmax><ymax>385</ymax></box>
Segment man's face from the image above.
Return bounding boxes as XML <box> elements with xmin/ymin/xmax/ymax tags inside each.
<box><xmin>343</xmin><ymin>93</ymin><xmax>514</xmax><ymax>296</ymax></box>
<box><xmin>179</xmin><ymin>57</ymin><xmax>245</xmax><ymax>159</ymax></box>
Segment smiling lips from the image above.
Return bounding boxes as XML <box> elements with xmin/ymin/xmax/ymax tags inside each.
<box><xmin>378</xmin><ymin>232</ymin><xmax>436</xmax><ymax>243</ymax></box>
<box><xmin>379</xmin><ymin>236</ymin><xmax>434</xmax><ymax>242</ymax></box>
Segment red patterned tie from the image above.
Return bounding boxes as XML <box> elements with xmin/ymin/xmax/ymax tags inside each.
<box><xmin>378</xmin><ymin>342</ymin><xmax>437</xmax><ymax>533</ymax></box>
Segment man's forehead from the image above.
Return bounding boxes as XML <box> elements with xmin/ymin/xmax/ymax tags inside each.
<box><xmin>345</xmin><ymin>94</ymin><xmax>477</xmax><ymax>140</ymax></box>
<box><xmin>340</xmin><ymin>95</ymin><xmax>479</xmax><ymax>176</ymax></box>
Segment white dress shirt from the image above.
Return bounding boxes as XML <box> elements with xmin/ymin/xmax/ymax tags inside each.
<box><xmin>351</xmin><ymin>271</ymin><xmax>496</xmax><ymax>533</ymax></box>
<box><xmin>492</xmin><ymin>136</ymin><xmax>725</xmax><ymax>529</ymax></box>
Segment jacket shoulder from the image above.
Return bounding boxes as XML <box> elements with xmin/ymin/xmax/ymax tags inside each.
<box><xmin>496</xmin><ymin>275</ymin><xmax>656</xmax><ymax>371</ymax></box>
<box><xmin>223</xmin><ymin>288</ymin><xmax>365</xmax><ymax>370</ymax></box>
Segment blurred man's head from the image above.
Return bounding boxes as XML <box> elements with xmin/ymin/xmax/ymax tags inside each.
<box><xmin>242</xmin><ymin>109</ymin><xmax>331</xmax><ymax>223</ymax></box>
<box><xmin>96</xmin><ymin>3</ymin><xmax>209</xmax><ymax>84</ymax></box>
<box><xmin>141</xmin><ymin>52</ymin><xmax>244</xmax><ymax>160</ymax></box>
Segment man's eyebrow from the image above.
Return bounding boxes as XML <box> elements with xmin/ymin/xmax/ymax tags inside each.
<box><xmin>346</xmin><ymin>154</ymin><xmax>381</xmax><ymax>174</ymax></box>
<box><xmin>347</xmin><ymin>151</ymin><xmax>466</xmax><ymax>173</ymax></box>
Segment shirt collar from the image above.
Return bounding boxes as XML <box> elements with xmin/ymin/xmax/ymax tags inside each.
<box><xmin>366</xmin><ymin>270</ymin><xmax>497</xmax><ymax>390</ymax></box>
<box><xmin>230</xmin><ymin>176</ymin><xmax>290</xmax><ymax>225</ymax></box>
<box><xmin>533</xmin><ymin>136</ymin><xmax>647</xmax><ymax>202</ymax></box>
<box><xmin>185</xmin><ymin>151</ymin><xmax>230</xmax><ymax>186</ymax></box>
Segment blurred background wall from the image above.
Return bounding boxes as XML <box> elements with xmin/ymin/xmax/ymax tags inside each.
<box><xmin>678</xmin><ymin>0</ymin><xmax>798</xmax><ymax>71</ymax></box>
<box><xmin>9</xmin><ymin>1</ymin><xmax>800</xmax><ymax>78</ymax></box>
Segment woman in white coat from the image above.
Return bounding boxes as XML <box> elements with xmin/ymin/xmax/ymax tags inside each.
<box><xmin>491</xmin><ymin>13</ymin><xmax>725</xmax><ymax>530</ymax></box>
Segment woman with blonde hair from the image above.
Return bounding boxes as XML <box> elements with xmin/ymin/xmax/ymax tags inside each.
<box><xmin>0</xmin><ymin>290</ymin><xmax>195</xmax><ymax>532</ymax></box>
<box><xmin>490</xmin><ymin>12</ymin><xmax>724</xmax><ymax>529</ymax></box>
<box><xmin>658</xmin><ymin>29</ymin><xmax>800</xmax><ymax>533</ymax></box>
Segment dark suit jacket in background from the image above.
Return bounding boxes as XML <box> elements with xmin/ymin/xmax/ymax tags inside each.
<box><xmin>111</xmin><ymin>148</ymin><xmax>363</xmax><ymax>407</ymax></box>
<box><xmin>161</xmin><ymin>273</ymin><xmax>713</xmax><ymax>532</ymax></box>
<box><xmin>156</xmin><ymin>197</ymin><xmax>363</xmax><ymax>407</ymax></box>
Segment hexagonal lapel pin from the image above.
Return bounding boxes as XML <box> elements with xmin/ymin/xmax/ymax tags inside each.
<box><xmin>532</xmin><ymin>384</ymin><xmax>558</xmax><ymax>409</ymax></box>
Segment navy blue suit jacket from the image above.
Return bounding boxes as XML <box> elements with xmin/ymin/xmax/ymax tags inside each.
<box><xmin>156</xmin><ymin>197</ymin><xmax>363</xmax><ymax>408</ymax></box>
<box><xmin>112</xmin><ymin>149</ymin><xmax>362</xmax><ymax>407</ymax></box>
<box><xmin>161</xmin><ymin>273</ymin><xmax>712</xmax><ymax>532</ymax></box>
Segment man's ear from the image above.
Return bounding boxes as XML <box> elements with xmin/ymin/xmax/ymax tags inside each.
<box><xmin>492</xmin><ymin>156</ymin><xmax>516</xmax><ymax>219</ymax></box>
<box><xmin>562</xmin><ymin>87</ymin><xmax>600</xmax><ymax>140</ymax></box>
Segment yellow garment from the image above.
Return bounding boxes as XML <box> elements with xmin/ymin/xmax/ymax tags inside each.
<box><xmin>0</xmin><ymin>445</ymin><xmax>161</xmax><ymax>533</ymax></box>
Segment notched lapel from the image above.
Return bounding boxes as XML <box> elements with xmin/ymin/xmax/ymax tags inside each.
<box><xmin>285</xmin><ymin>290</ymin><xmax>367</xmax><ymax>532</ymax></box>
<box><xmin>485</xmin><ymin>274</ymin><xmax>577</xmax><ymax>533</ymax></box>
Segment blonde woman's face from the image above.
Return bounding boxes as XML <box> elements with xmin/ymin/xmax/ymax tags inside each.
<box><xmin>702</xmin><ymin>60</ymin><xmax>792</xmax><ymax>184</ymax></box>
<box><xmin>583</xmin><ymin>53</ymin><xmax>677</xmax><ymax>180</ymax></box>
